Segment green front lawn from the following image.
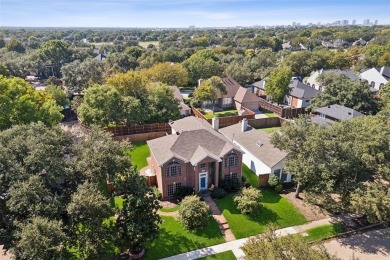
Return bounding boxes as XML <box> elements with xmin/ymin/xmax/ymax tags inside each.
<box><xmin>128</xmin><ymin>141</ymin><xmax>150</xmax><ymax>170</ymax></box>
<box><xmin>305</xmin><ymin>223</ymin><xmax>344</xmax><ymax>242</ymax></box>
<box><xmin>202</xmin><ymin>109</ymin><xmax>238</xmax><ymax>119</ymax></box>
<box><xmin>160</xmin><ymin>205</ymin><xmax>180</xmax><ymax>212</ymax></box>
<box><xmin>242</xmin><ymin>164</ymin><xmax>259</xmax><ymax>189</ymax></box>
<box><xmin>258</xmin><ymin>126</ymin><xmax>281</xmax><ymax>134</ymax></box>
<box><xmin>145</xmin><ymin>216</ymin><xmax>224</xmax><ymax>260</ymax></box>
<box><xmin>198</xmin><ymin>250</ymin><xmax>236</xmax><ymax>260</ymax></box>
<box><xmin>215</xmin><ymin>191</ymin><xmax>306</xmax><ymax>239</ymax></box>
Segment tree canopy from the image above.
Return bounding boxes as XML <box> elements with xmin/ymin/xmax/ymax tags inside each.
<box><xmin>265</xmin><ymin>66</ymin><xmax>293</xmax><ymax>104</ymax></box>
<box><xmin>309</xmin><ymin>73</ymin><xmax>379</xmax><ymax>114</ymax></box>
<box><xmin>0</xmin><ymin>76</ymin><xmax>63</xmax><ymax>130</ymax></box>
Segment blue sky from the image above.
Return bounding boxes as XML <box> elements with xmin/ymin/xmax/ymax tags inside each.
<box><xmin>1</xmin><ymin>0</ymin><xmax>389</xmax><ymax>27</ymax></box>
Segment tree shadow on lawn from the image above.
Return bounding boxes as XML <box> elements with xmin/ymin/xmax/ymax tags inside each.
<box><xmin>247</xmin><ymin>206</ymin><xmax>281</xmax><ymax>225</ymax></box>
<box><xmin>261</xmin><ymin>188</ymin><xmax>283</xmax><ymax>204</ymax></box>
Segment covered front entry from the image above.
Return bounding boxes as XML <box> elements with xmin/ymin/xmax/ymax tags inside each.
<box><xmin>199</xmin><ymin>172</ymin><xmax>208</xmax><ymax>191</ymax></box>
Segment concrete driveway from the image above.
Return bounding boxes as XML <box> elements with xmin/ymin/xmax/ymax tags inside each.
<box><xmin>322</xmin><ymin>228</ymin><xmax>390</xmax><ymax>260</ymax></box>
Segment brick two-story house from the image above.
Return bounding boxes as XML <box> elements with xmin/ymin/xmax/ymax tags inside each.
<box><xmin>147</xmin><ymin>117</ymin><xmax>242</xmax><ymax>200</ymax></box>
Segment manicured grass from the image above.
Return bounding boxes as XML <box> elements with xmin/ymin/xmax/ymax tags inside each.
<box><xmin>139</xmin><ymin>41</ymin><xmax>159</xmax><ymax>48</ymax></box>
<box><xmin>305</xmin><ymin>223</ymin><xmax>344</xmax><ymax>242</ymax></box>
<box><xmin>202</xmin><ymin>109</ymin><xmax>238</xmax><ymax>119</ymax></box>
<box><xmin>215</xmin><ymin>191</ymin><xmax>306</xmax><ymax>239</ymax></box>
<box><xmin>145</xmin><ymin>216</ymin><xmax>224</xmax><ymax>260</ymax></box>
<box><xmin>242</xmin><ymin>164</ymin><xmax>259</xmax><ymax>188</ymax></box>
<box><xmin>128</xmin><ymin>141</ymin><xmax>150</xmax><ymax>170</ymax></box>
<box><xmin>198</xmin><ymin>250</ymin><xmax>236</xmax><ymax>260</ymax></box>
<box><xmin>258</xmin><ymin>126</ymin><xmax>281</xmax><ymax>134</ymax></box>
<box><xmin>260</xmin><ymin>109</ymin><xmax>278</xmax><ymax>118</ymax></box>
<box><xmin>160</xmin><ymin>205</ymin><xmax>180</xmax><ymax>212</ymax></box>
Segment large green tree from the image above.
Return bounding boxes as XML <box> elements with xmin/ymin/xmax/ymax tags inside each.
<box><xmin>114</xmin><ymin>170</ymin><xmax>161</xmax><ymax>255</ymax></box>
<box><xmin>0</xmin><ymin>76</ymin><xmax>63</xmax><ymax>130</ymax></box>
<box><xmin>309</xmin><ymin>73</ymin><xmax>379</xmax><ymax>114</ymax></box>
<box><xmin>193</xmin><ymin>76</ymin><xmax>227</xmax><ymax>107</ymax></box>
<box><xmin>265</xmin><ymin>66</ymin><xmax>293</xmax><ymax>104</ymax></box>
<box><xmin>39</xmin><ymin>40</ymin><xmax>70</xmax><ymax>78</ymax></box>
<box><xmin>147</xmin><ymin>83</ymin><xmax>181</xmax><ymax>123</ymax></box>
<box><xmin>182</xmin><ymin>50</ymin><xmax>220</xmax><ymax>85</ymax></box>
<box><xmin>140</xmin><ymin>62</ymin><xmax>188</xmax><ymax>87</ymax></box>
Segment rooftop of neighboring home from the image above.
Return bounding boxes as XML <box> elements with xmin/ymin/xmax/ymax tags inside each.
<box><xmin>220</xmin><ymin>77</ymin><xmax>243</xmax><ymax>98</ymax></box>
<box><xmin>305</xmin><ymin>69</ymin><xmax>359</xmax><ymax>86</ymax></box>
<box><xmin>219</xmin><ymin>121</ymin><xmax>287</xmax><ymax>168</ymax></box>
<box><xmin>371</xmin><ymin>66</ymin><xmax>390</xmax><ymax>79</ymax></box>
<box><xmin>314</xmin><ymin>104</ymin><xmax>365</xmax><ymax>121</ymax></box>
<box><xmin>234</xmin><ymin>86</ymin><xmax>262</xmax><ymax>103</ymax></box>
<box><xmin>149</xmin><ymin>117</ymin><xmax>238</xmax><ymax>166</ymax></box>
<box><xmin>169</xmin><ymin>85</ymin><xmax>191</xmax><ymax>111</ymax></box>
<box><xmin>94</xmin><ymin>53</ymin><xmax>106</xmax><ymax>61</ymax></box>
<box><xmin>289</xmin><ymin>80</ymin><xmax>320</xmax><ymax>99</ymax></box>
<box><xmin>252</xmin><ymin>77</ymin><xmax>268</xmax><ymax>90</ymax></box>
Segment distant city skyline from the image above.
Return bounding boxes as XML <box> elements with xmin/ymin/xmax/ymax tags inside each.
<box><xmin>0</xmin><ymin>0</ymin><xmax>389</xmax><ymax>28</ymax></box>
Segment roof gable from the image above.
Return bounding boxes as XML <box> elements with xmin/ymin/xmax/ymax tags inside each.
<box><xmin>220</xmin><ymin>77</ymin><xmax>242</xmax><ymax>98</ymax></box>
<box><xmin>234</xmin><ymin>87</ymin><xmax>261</xmax><ymax>103</ymax></box>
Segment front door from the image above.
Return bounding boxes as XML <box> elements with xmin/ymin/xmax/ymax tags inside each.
<box><xmin>199</xmin><ymin>173</ymin><xmax>208</xmax><ymax>191</ymax></box>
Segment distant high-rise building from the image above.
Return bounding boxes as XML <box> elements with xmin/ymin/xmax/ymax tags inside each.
<box><xmin>342</xmin><ymin>20</ymin><xmax>348</xmax><ymax>25</ymax></box>
<box><xmin>352</xmin><ymin>20</ymin><xmax>356</xmax><ymax>25</ymax></box>
<box><xmin>292</xmin><ymin>22</ymin><xmax>296</xmax><ymax>26</ymax></box>
<box><xmin>363</xmin><ymin>19</ymin><xmax>370</xmax><ymax>25</ymax></box>
<box><xmin>374</xmin><ymin>20</ymin><xmax>378</xmax><ymax>25</ymax></box>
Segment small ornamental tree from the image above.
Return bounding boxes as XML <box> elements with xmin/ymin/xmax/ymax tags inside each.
<box><xmin>234</xmin><ymin>187</ymin><xmax>262</xmax><ymax>215</ymax></box>
<box><xmin>179</xmin><ymin>195</ymin><xmax>210</xmax><ymax>230</ymax></box>
<box><xmin>268</xmin><ymin>175</ymin><xmax>280</xmax><ymax>188</ymax></box>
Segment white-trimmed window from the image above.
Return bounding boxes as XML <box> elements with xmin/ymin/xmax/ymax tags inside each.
<box><xmin>224</xmin><ymin>173</ymin><xmax>238</xmax><ymax>180</ymax></box>
<box><xmin>166</xmin><ymin>161</ymin><xmax>182</xmax><ymax>177</ymax></box>
<box><xmin>225</xmin><ymin>152</ymin><xmax>238</xmax><ymax>167</ymax></box>
<box><xmin>175</xmin><ymin>182</ymin><xmax>182</xmax><ymax>191</ymax></box>
<box><xmin>274</xmin><ymin>169</ymin><xmax>281</xmax><ymax>179</ymax></box>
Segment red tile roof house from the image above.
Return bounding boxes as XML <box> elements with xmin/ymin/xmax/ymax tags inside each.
<box><xmin>147</xmin><ymin>116</ymin><xmax>243</xmax><ymax>200</ymax></box>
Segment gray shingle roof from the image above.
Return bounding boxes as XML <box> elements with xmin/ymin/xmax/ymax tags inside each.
<box><xmin>289</xmin><ymin>80</ymin><xmax>319</xmax><ymax>99</ymax></box>
<box><xmin>169</xmin><ymin>116</ymin><xmax>212</xmax><ymax>133</ymax></box>
<box><xmin>252</xmin><ymin>78</ymin><xmax>268</xmax><ymax>90</ymax></box>
<box><xmin>314</xmin><ymin>104</ymin><xmax>365</xmax><ymax>121</ymax></box>
<box><xmin>148</xmin><ymin>118</ymin><xmax>238</xmax><ymax>166</ymax></box>
<box><xmin>220</xmin><ymin>77</ymin><xmax>242</xmax><ymax>98</ymax></box>
<box><xmin>219</xmin><ymin>123</ymin><xmax>287</xmax><ymax>168</ymax></box>
<box><xmin>234</xmin><ymin>87</ymin><xmax>262</xmax><ymax>103</ymax></box>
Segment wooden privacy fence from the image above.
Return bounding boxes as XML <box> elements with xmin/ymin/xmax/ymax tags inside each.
<box><xmin>80</xmin><ymin>122</ymin><xmax>171</xmax><ymax>137</ymax></box>
<box><xmin>258</xmin><ymin>98</ymin><xmax>307</xmax><ymax>118</ymax></box>
<box><xmin>191</xmin><ymin>106</ymin><xmax>255</xmax><ymax>128</ymax></box>
<box><xmin>248</xmin><ymin>117</ymin><xmax>282</xmax><ymax>129</ymax></box>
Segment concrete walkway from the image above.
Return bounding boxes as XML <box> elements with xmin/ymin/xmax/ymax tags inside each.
<box><xmin>203</xmin><ymin>196</ymin><xmax>236</xmax><ymax>242</ymax></box>
<box><xmin>161</xmin><ymin>217</ymin><xmax>334</xmax><ymax>260</ymax></box>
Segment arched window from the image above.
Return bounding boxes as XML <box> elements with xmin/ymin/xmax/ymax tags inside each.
<box><xmin>379</xmin><ymin>83</ymin><xmax>384</xmax><ymax>90</ymax></box>
<box><xmin>166</xmin><ymin>161</ymin><xmax>182</xmax><ymax>177</ymax></box>
<box><xmin>312</xmin><ymin>84</ymin><xmax>315</xmax><ymax>88</ymax></box>
<box><xmin>319</xmin><ymin>86</ymin><xmax>323</xmax><ymax>92</ymax></box>
<box><xmin>370</xmin><ymin>81</ymin><xmax>375</xmax><ymax>88</ymax></box>
<box><xmin>225</xmin><ymin>152</ymin><xmax>238</xmax><ymax>167</ymax></box>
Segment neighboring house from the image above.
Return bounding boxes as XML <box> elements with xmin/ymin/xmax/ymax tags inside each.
<box><xmin>169</xmin><ymin>86</ymin><xmax>191</xmax><ymax>117</ymax></box>
<box><xmin>282</xmin><ymin>41</ymin><xmax>306</xmax><ymax>51</ymax></box>
<box><xmin>234</xmin><ymin>86</ymin><xmax>261</xmax><ymax>112</ymax></box>
<box><xmin>352</xmin><ymin>38</ymin><xmax>367</xmax><ymax>46</ymax></box>
<box><xmin>218</xmin><ymin>77</ymin><xmax>243</xmax><ymax>108</ymax></box>
<box><xmin>95</xmin><ymin>53</ymin><xmax>106</xmax><ymax>61</ymax></box>
<box><xmin>305</xmin><ymin>69</ymin><xmax>359</xmax><ymax>91</ymax></box>
<box><xmin>312</xmin><ymin>104</ymin><xmax>365</xmax><ymax>123</ymax></box>
<box><xmin>219</xmin><ymin>119</ymin><xmax>291</xmax><ymax>186</ymax></box>
<box><xmin>147</xmin><ymin>116</ymin><xmax>242</xmax><ymax>199</ymax></box>
<box><xmin>252</xmin><ymin>78</ymin><xmax>268</xmax><ymax>97</ymax></box>
<box><xmin>359</xmin><ymin>66</ymin><xmax>389</xmax><ymax>92</ymax></box>
<box><xmin>286</xmin><ymin>80</ymin><xmax>319</xmax><ymax>108</ymax></box>
<box><xmin>321</xmin><ymin>39</ymin><xmax>350</xmax><ymax>49</ymax></box>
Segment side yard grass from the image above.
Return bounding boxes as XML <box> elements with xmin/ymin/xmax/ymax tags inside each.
<box><xmin>198</xmin><ymin>250</ymin><xmax>236</xmax><ymax>260</ymax></box>
<box><xmin>258</xmin><ymin>126</ymin><xmax>281</xmax><ymax>134</ymax></box>
<box><xmin>160</xmin><ymin>205</ymin><xmax>180</xmax><ymax>212</ymax></box>
<box><xmin>202</xmin><ymin>109</ymin><xmax>238</xmax><ymax>119</ymax></box>
<box><xmin>145</xmin><ymin>216</ymin><xmax>224</xmax><ymax>260</ymax></box>
<box><xmin>128</xmin><ymin>141</ymin><xmax>150</xmax><ymax>170</ymax></box>
<box><xmin>305</xmin><ymin>223</ymin><xmax>344</xmax><ymax>242</ymax></box>
<box><xmin>242</xmin><ymin>164</ymin><xmax>259</xmax><ymax>188</ymax></box>
<box><xmin>260</xmin><ymin>108</ymin><xmax>278</xmax><ymax>118</ymax></box>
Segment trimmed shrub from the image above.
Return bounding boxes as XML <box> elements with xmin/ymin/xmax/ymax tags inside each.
<box><xmin>274</xmin><ymin>184</ymin><xmax>283</xmax><ymax>193</ymax></box>
<box><xmin>179</xmin><ymin>195</ymin><xmax>210</xmax><ymax>230</ymax></box>
<box><xmin>234</xmin><ymin>187</ymin><xmax>262</xmax><ymax>215</ymax></box>
<box><xmin>152</xmin><ymin>186</ymin><xmax>162</xmax><ymax>200</ymax></box>
<box><xmin>210</xmin><ymin>188</ymin><xmax>226</xmax><ymax>199</ymax></box>
<box><xmin>221</xmin><ymin>178</ymin><xmax>241</xmax><ymax>193</ymax></box>
<box><xmin>174</xmin><ymin>186</ymin><xmax>195</xmax><ymax>201</ymax></box>
<box><xmin>268</xmin><ymin>175</ymin><xmax>280</xmax><ymax>187</ymax></box>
